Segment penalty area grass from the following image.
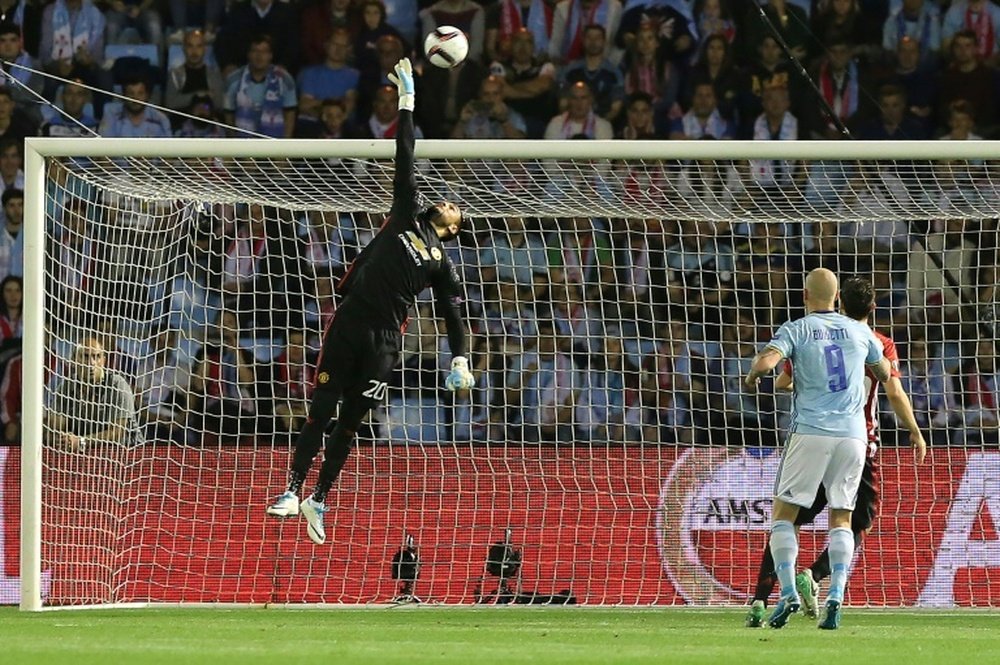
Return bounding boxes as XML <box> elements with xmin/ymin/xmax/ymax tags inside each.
<box><xmin>1</xmin><ymin>606</ymin><xmax>996</xmax><ymax>665</ymax></box>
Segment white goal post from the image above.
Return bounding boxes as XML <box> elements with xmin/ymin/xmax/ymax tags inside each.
<box><xmin>20</xmin><ymin>137</ymin><xmax>1000</xmax><ymax>611</ymax></box>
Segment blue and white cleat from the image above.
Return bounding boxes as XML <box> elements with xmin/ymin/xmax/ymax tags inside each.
<box><xmin>818</xmin><ymin>600</ymin><xmax>841</xmax><ymax>630</ymax></box>
<box><xmin>768</xmin><ymin>594</ymin><xmax>801</xmax><ymax>629</ymax></box>
<box><xmin>796</xmin><ymin>570</ymin><xmax>820</xmax><ymax>619</ymax></box>
<box><xmin>266</xmin><ymin>491</ymin><xmax>300</xmax><ymax>517</ymax></box>
<box><xmin>300</xmin><ymin>495</ymin><xmax>328</xmax><ymax>545</ymax></box>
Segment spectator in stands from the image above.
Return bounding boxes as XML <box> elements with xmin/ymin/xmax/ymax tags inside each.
<box><xmin>99</xmin><ymin>76</ymin><xmax>172</xmax><ymax>137</ymax></box>
<box><xmin>39</xmin><ymin>78</ymin><xmax>98</xmax><ymax>136</ymax></box>
<box><xmin>665</xmin><ymin>218</ymin><xmax>735</xmax><ymax>339</ymax></box>
<box><xmin>0</xmin><ymin>140</ymin><xmax>22</xmax><ymax>192</ymax></box>
<box><xmin>749</xmin><ymin>83</ymin><xmax>803</xmax><ymax>202</ymax></box>
<box><xmin>451</xmin><ymin>75</ymin><xmax>527</xmax><ymax>138</ymax></box>
<box><xmin>942</xmin><ymin>0</ymin><xmax>1000</xmax><ymax>62</ymax></box>
<box><xmin>0</xmin><ymin>0</ymin><xmax>40</xmax><ymax>58</ymax></box>
<box><xmin>46</xmin><ymin>337</ymin><xmax>143</xmax><ymax>451</ymax></box>
<box><xmin>421</xmin><ymin>0</ymin><xmax>486</xmax><ymax>61</ymax></box>
<box><xmin>812</xmin><ymin>0</ymin><xmax>881</xmax><ymax>63</ymax></box>
<box><xmin>615</xmin><ymin>0</ymin><xmax>688</xmax><ymax>63</ymax></box>
<box><xmin>576</xmin><ymin>333</ymin><xmax>636</xmax><ymax>443</ymax></box>
<box><xmin>492</xmin><ymin>28</ymin><xmax>558</xmax><ymax>139</ymax></box>
<box><xmin>299</xmin><ymin>97</ymin><xmax>349</xmax><ymax>138</ymax></box>
<box><xmin>104</xmin><ymin>0</ymin><xmax>163</xmax><ymax>51</ymax></box>
<box><xmin>884</xmin><ymin>35</ymin><xmax>936</xmax><ymax>137</ymax></box>
<box><xmin>39</xmin><ymin>0</ymin><xmax>105</xmax><ymax>94</ymax></box>
<box><xmin>882</xmin><ymin>0</ymin><xmax>941</xmax><ymax>63</ymax></box>
<box><xmin>174</xmin><ymin>93</ymin><xmax>225</xmax><ymax>137</ymax></box>
<box><xmin>224</xmin><ymin>35</ymin><xmax>297</xmax><ymax>139</ymax></box>
<box><xmin>351</xmin><ymin>83</ymin><xmax>424</xmax><ymax>139</ymax></box>
<box><xmin>544</xmin><ymin>216</ymin><xmax>615</xmax><ymax>290</ymax></box>
<box><xmin>478</xmin><ymin>216</ymin><xmax>549</xmax><ymax>292</ymax></box>
<box><xmin>0</xmin><ymin>188</ymin><xmax>21</xmax><ymax>277</ymax></box>
<box><xmin>939</xmin><ymin>98</ymin><xmax>982</xmax><ymax>139</ymax></box>
<box><xmin>505</xmin><ymin>319</ymin><xmax>581</xmax><ymax>443</ymax></box>
<box><xmin>549</xmin><ymin>279</ymin><xmax>605</xmax><ymax>359</ymax></box>
<box><xmin>684</xmin><ymin>33</ymin><xmax>739</xmax><ymax>127</ymax></box>
<box><xmin>899</xmin><ymin>336</ymin><xmax>956</xmax><ymax>445</ymax></box>
<box><xmin>165</xmin><ymin>28</ymin><xmax>224</xmax><ymax>114</ymax></box>
<box><xmin>616</xmin><ymin>91</ymin><xmax>657</xmax><ymax>138</ymax></box>
<box><xmin>633</xmin><ymin>318</ymin><xmax>695</xmax><ymax>444</ymax></box>
<box><xmin>675</xmin><ymin>149</ymin><xmax>743</xmax><ymax>215</ymax></box>
<box><xmin>806</xmin><ymin>34</ymin><xmax>867</xmax><ymax>139</ymax></box>
<box><xmin>355</xmin><ymin>0</ymin><xmax>408</xmax><ymax>77</ymax></box>
<box><xmin>551</xmin><ymin>0</ymin><xmax>622</xmax><ymax>64</ymax></box>
<box><xmin>937</xmin><ymin>29</ymin><xmax>996</xmax><ymax>132</ymax></box>
<box><xmin>485</xmin><ymin>0</ymin><xmax>557</xmax><ymax>62</ymax></box>
<box><xmin>857</xmin><ymin>83</ymin><xmax>928</xmax><ymax>139</ymax></box>
<box><xmin>622</xmin><ymin>22</ymin><xmax>682</xmax><ymax>133</ymax></box>
<box><xmin>0</xmin><ymin>273</ymin><xmax>20</xmax><ymax>342</ymax></box>
<box><xmin>134</xmin><ymin>325</ymin><xmax>190</xmax><ymax>444</ymax></box>
<box><xmin>357</xmin><ymin>33</ymin><xmax>405</xmax><ymax>121</ymax></box>
<box><xmin>167</xmin><ymin>0</ymin><xmax>225</xmax><ymax>44</ymax></box>
<box><xmin>693</xmin><ymin>0</ymin><xmax>736</xmax><ymax>47</ymax></box>
<box><xmin>217</xmin><ymin>0</ymin><xmax>299</xmax><ymax>73</ymax></box>
<box><xmin>296</xmin><ymin>28</ymin><xmax>360</xmax><ymax>128</ymax></box>
<box><xmin>742</xmin><ymin>0</ymin><xmax>810</xmax><ymax>62</ymax></box>
<box><xmin>957</xmin><ymin>337</ymin><xmax>1000</xmax><ymax>445</ymax></box>
<box><xmin>273</xmin><ymin>329</ymin><xmax>316</xmax><ymax>435</ymax></box>
<box><xmin>544</xmin><ymin>81</ymin><xmax>613</xmax><ymax>139</ymax></box>
<box><xmin>669</xmin><ymin>81</ymin><xmax>734</xmax><ymax>139</ymax></box>
<box><xmin>300</xmin><ymin>0</ymin><xmax>354</xmax><ymax>67</ymax></box>
<box><xmin>717</xmin><ymin>309</ymin><xmax>778</xmax><ymax>446</ymax></box>
<box><xmin>0</xmin><ymin>22</ymin><xmax>42</xmax><ymax>121</ymax></box>
<box><xmin>0</xmin><ymin>87</ymin><xmax>36</xmax><ymax>143</ymax></box>
<box><xmin>560</xmin><ymin>24</ymin><xmax>624</xmax><ymax>125</ymax></box>
<box><xmin>189</xmin><ymin>310</ymin><xmax>259</xmax><ymax>445</ymax></box>
<box><xmin>908</xmin><ymin>218</ymin><xmax>976</xmax><ymax>327</ymax></box>
<box><xmin>737</xmin><ymin>35</ymin><xmax>798</xmax><ymax>138</ymax></box>
<box><xmin>0</xmin><ymin>351</ymin><xmax>19</xmax><ymax>443</ymax></box>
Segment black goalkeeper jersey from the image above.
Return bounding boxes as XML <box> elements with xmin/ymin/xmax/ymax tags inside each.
<box><xmin>333</xmin><ymin>109</ymin><xmax>467</xmax><ymax>357</ymax></box>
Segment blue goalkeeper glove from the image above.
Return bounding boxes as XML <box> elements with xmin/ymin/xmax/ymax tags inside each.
<box><xmin>445</xmin><ymin>356</ymin><xmax>475</xmax><ymax>391</ymax></box>
<box><xmin>387</xmin><ymin>57</ymin><xmax>415</xmax><ymax>112</ymax></box>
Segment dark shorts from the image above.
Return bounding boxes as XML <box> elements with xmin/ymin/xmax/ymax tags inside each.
<box><xmin>314</xmin><ymin>317</ymin><xmax>401</xmax><ymax>409</ymax></box>
<box><xmin>795</xmin><ymin>455</ymin><xmax>879</xmax><ymax>532</ymax></box>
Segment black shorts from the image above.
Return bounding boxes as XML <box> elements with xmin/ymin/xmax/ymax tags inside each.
<box><xmin>794</xmin><ymin>455</ymin><xmax>879</xmax><ymax>532</ymax></box>
<box><xmin>314</xmin><ymin>317</ymin><xmax>401</xmax><ymax>409</ymax></box>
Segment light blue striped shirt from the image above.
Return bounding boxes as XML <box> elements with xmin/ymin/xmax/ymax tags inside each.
<box><xmin>765</xmin><ymin>311</ymin><xmax>884</xmax><ymax>440</ymax></box>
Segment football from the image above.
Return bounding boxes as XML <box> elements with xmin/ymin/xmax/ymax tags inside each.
<box><xmin>424</xmin><ymin>26</ymin><xmax>469</xmax><ymax>69</ymax></box>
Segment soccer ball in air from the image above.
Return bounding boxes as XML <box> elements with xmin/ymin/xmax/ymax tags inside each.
<box><xmin>424</xmin><ymin>26</ymin><xmax>469</xmax><ymax>68</ymax></box>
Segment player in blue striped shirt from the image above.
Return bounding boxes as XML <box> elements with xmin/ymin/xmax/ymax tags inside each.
<box><xmin>745</xmin><ymin>268</ymin><xmax>892</xmax><ymax>629</ymax></box>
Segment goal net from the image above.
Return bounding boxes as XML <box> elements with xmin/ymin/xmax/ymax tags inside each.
<box><xmin>18</xmin><ymin>139</ymin><xmax>1000</xmax><ymax>609</ymax></box>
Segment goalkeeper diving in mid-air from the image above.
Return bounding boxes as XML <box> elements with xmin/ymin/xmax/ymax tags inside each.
<box><xmin>267</xmin><ymin>58</ymin><xmax>474</xmax><ymax>545</ymax></box>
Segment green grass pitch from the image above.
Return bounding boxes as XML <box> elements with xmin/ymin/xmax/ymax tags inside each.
<box><xmin>2</xmin><ymin>607</ymin><xmax>997</xmax><ymax>664</ymax></box>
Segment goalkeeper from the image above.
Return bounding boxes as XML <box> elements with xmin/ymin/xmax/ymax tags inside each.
<box><xmin>266</xmin><ymin>58</ymin><xmax>474</xmax><ymax>545</ymax></box>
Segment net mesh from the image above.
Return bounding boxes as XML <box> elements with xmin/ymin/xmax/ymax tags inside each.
<box><xmin>31</xmin><ymin>151</ymin><xmax>1000</xmax><ymax>607</ymax></box>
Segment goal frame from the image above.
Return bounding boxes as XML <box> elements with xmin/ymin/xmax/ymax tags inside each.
<box><xmin>21</xmin><ymin>137</ymin><xmax>1000</xmax><ymax>611</ymax></box>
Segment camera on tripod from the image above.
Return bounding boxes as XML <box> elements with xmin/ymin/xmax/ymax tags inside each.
<box><xmin>390</xmin><ymin>533</ymin><xmax>421</xmax><ymax>603</ymax></box>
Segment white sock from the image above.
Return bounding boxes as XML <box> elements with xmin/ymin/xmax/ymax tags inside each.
<box><xmin>769</xmin><ymin>520</ymin><xmax>798</xmax><ymax>600</ymax></box>
<box><xmin>827</xmin><ymin>527</ymin><xmax>854</xmax><ymax>604</ymax></box>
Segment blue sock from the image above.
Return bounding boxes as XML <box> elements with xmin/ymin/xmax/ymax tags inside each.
<box><xmin>827</xmin><ymin>527</ymin><xmax>854</xmax><ymax>604</ymax></box>
<box><xmin>769</xmin><ymin>520</ymin><xmax>798</xmax><ymax>600</ymax></box>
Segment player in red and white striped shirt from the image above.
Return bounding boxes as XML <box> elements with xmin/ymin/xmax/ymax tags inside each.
<box><xmin>746</xmin><ymin>276</ymin><xmax>927</xmax><ymax>627</ymax></box>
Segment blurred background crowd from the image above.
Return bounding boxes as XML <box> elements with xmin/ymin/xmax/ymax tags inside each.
<box><xmin>0</xmin><ymin>0</ymin><xmax>997</xmax><ymax>449</ymax></box>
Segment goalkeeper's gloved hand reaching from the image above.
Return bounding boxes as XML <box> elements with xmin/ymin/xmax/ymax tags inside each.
<box><xmin>445</xmin><ymin>356</ymin><xmax>475</xmax><ymax>391</ymax></box>
<box><xmin>387</xmin><ymin>57</ymin><xmax>415</xmax><ymax>112</ymax></box>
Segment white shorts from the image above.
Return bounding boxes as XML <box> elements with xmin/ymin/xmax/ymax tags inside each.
<box><xmin>773</xmin><ymin>433</ymin><xmax>866</xmax><ymax>510</ymax></box>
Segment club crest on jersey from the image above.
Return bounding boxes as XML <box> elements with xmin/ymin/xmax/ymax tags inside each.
<box><xmin>657</xmin><ymin>448</ymin><xmax>827</xmax><ymax>604</ymax></box>
<box><xmin>318</xmin><ymin>372</ymin><xmax>329</xmax><ymax>384</ymax></box>
<box><xmin>430</xmin><ymin>247</ymin><xmax>442</xmax><ymax>261</ymax></box>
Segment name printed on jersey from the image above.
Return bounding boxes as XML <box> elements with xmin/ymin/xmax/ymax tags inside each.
<box><xmin>399</xmin><ymin>231</ymin><xmax>430</xmax><ymax>265</ymax></box>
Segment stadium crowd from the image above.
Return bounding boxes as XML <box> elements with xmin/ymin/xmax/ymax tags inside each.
<box><xmin>0</xmin><ymin>0</ymin><xmax>997</xmax><ymax>448</ymax></box>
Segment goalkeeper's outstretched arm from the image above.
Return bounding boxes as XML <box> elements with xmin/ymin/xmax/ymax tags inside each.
<box><xmin>388</xmin><ymin>57</ymin><xmax>417</xmax><ymax>212</ymax></box>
